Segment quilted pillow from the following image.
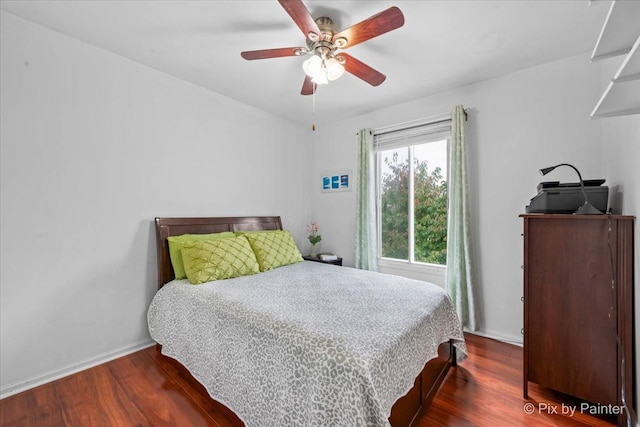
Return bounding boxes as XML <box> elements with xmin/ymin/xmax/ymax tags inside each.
<box><xmin>244</xmin><ymin>230</ymin><xmax>303</xmax><ymax>271</ymax></box>
<box><xmin>181</xmin><ymin>235</ymin><xmax>259</xmax><ymax>284</ymax></box>
<box><xmin>168</xmin><ymin>232</ymin><xmax>235</xmax><ymax>279</ymax></box>
<box><xmin>234</xmin><ymin>230</ymin><xmax>280</xmax><ymax>235</ymax></box>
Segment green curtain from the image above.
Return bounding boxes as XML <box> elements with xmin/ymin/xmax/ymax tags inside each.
<box><xmin>446</xmin><ymin>105</ymin><xmax>478</xmax><ymax>331</ymax></box>
<box><xmin>355</xmin><ymin>128</ymin><xmax>378</xmax><ymax>271</ymax></box>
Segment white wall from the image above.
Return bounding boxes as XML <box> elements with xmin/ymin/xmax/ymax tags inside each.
<box><xmin>311</xmin><ymin>53</ymin><xmax>604</xmax><ymax>343</ymax></box>
<box><xmin>0</xmin><ymin>11</ymin><xmax>312</xmax><ymax>396</ymax></box>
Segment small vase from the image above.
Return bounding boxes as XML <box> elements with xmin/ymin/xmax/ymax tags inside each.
<box><xmin>311</xmin><ymin>243</ymin><xmax>317</xmax><ymax>257</ymax></box>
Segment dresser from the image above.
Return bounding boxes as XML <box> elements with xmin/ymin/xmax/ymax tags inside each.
<box><xmin>520</xmin><ymin>214</ymin><xmax>634</xmax><ymax>426</ymax></box>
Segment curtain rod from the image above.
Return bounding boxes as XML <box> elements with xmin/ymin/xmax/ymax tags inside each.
<box><xmin>367</xmin><ymin>108</ymin><xmax>468</xmax><ymax>136</ymax></box>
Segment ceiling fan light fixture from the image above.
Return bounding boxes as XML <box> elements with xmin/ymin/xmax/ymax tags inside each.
<box><xmin>303</xmin><ymin>54</ymin><xmax>344</xmax><ymax>85</ymax></box>
<box><xmin>303</xmin><ymin>55</ymin><xmax>322</xmax><ymax>77</ymax></box>
<box><xmin>312</xmin><ymin>70</ymin><xmax>329</xmax><ymax>85</ymax></box>
<box><xmin>325</xmin><ymin>57</ymin><xmax>345</xmax><ymax>81</ymax></box>
<box><xmin>303</xmin><ymin>55</ymin><xmax>330</xmax><ymax>85</ymax></box>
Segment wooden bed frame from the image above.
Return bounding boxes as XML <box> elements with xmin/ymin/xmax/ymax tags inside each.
<box><xmin>154</xmin><ymin>216</ymin><xmax>457</xmax><ymax>427</ymax></box>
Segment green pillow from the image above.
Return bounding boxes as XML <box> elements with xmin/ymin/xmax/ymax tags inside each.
<box><xmin>168</xmin><ymin>232</ymin><xmax>235</xmax><ymax>279</ymax></box>
<box><xmin>244</xmin><ymin>230</ymin><xmax>303</xmax><ymax>271</ymax></box>
<box><xmin>181</xmin><ymin>236</ymin><xmax>260</xmax><ymax>284</ymax></box>
<box><xmin>234</xmin><ymin>230</ymin><xmax>280</xmax><ymax>235</ymax></box>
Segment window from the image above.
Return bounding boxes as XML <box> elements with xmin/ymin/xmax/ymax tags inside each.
<box><xmin>374</xmin><ymin>119</ymin><xmax>451</xmax><ymax>266</ymax></box>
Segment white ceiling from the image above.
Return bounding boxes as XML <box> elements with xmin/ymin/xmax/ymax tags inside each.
<box><xmin>0</xmin><ymin>0</ymin><xmax>610</xmax><ymax>127</ymax></box>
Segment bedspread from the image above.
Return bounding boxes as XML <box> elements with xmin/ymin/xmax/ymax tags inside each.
<box><xmin>147</xmin><ymin>261</ymin><xmax>466</xmax><ymax>427</ymax></box>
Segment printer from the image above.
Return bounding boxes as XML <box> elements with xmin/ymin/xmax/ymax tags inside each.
<box><xmin>525</xmin><ymin>179</ymin><xmax>608</xmax><ymax>214</ymax></box>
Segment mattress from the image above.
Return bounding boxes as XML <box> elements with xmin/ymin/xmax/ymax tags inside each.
<box><xmin>148</xmin><ymin>261</ymin><xmax>466</xmax><ymax>427</ymax></box>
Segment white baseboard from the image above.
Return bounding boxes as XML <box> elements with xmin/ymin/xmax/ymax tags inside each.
<box><xmin>465</xmin><ymin>329</ymin><xmax>523</xmax><ymax>346</ymax></box>
<box><xmin>0</xmin><ymin>339</ymin><xmax>156</xmax><ymax>400</ymax></box>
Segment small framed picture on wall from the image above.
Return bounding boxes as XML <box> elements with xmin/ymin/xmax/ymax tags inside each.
<box><xmin>322</xmin><ymin>171</ymin><xmax>352</xmax><ymax>192</ymax></box>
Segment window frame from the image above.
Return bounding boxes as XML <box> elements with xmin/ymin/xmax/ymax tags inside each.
<box><xmin>373</xmin><ymin>117</ymin><xmax>451</xmax><ymax>273</ymax></box>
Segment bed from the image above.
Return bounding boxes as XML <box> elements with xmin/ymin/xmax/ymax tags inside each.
<box><xmin>148</xmin><ymin>216</ymin><xmax>466</xmax><ymax>427</ymax></box>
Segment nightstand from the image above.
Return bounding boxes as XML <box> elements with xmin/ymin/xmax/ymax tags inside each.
<box><xmin>303</xmin><ymin>255</ymin><xmax>343</xmax><ymax>266</ymax></box>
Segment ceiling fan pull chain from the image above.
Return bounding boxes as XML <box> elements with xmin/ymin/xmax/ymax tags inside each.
<box><xmin>312</xmin><ymin>84</ymin><xmax>316</xmax><ymax>131</ymax></box>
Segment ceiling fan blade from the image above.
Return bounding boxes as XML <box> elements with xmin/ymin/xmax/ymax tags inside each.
<box><xmin>241</xmin><ymin>47</ymin><xmax>304</xmax><ymax>60</ymax></box>
<box><xmin>333</xmin><ymin>7</ymin><xmax>404</xmax><ymax>49</ymax></box>
<box><xmin>278</xmin><ymin>0</ymin><xmax>321</xmax><ymax>39</ymax></box>
<box><xmin>301</xmin><ymin>75</ymin><xmax>316</xmax><ymax>95</ymax></box>
<box><xmin>339</xmin><ymin>53</ymin><xmax>386</xmax><ymax>86</ymax></box>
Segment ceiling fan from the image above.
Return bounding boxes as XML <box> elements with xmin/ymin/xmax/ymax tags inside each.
<box><xmin>241</xmin><ymin>0</ymin><xmax>405</xmax><ymax>95</ymax></box>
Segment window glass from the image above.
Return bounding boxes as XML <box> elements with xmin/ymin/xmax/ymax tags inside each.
<box><xmin>379</xmin><ymin>147</ymin><xmax>409</xmax><ymax>260</ymax></box>
<box><xmin>413</xmin><ymin>140</ymin><xmax>448</xmax><ymax>265</ymax></box>
<box><xmin>376</xmin><ymin>122</ymin><xmax>450</xmax><ymax>267</ymax></box>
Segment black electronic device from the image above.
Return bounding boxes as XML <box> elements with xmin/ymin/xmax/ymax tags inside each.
<box><xmin>526</xmin><ymin>182</ymin><xmax>608</xmax><ymax>214</ymax></box>
<box><xmin>536</xmin><ymin>179</ymin><xmax>606</xmax><ymax>192</ymax></box>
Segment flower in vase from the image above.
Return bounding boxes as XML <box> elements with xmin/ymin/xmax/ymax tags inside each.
<box><xmin>306</xmin><ymin>221</ymin><xmax>322</xmax><ymax>245</ymax></box>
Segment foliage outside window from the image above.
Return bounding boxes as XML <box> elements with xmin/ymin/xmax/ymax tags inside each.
<box><xmin>377</xmin><ymin>139</ymin><xmax>448</xmax><ymax>265</ymax></box>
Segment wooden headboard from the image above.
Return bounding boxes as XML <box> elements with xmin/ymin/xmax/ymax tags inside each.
<box><xmin>154</xmin><ymin>216</ymin><xmax>283</xmax><ymax>288</ymax></box>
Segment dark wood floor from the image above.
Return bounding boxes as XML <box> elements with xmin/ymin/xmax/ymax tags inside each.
<box><xmin>1</xmin><ymin>333</ymin><xmax>617</xmax><ymax>426</ymax></box>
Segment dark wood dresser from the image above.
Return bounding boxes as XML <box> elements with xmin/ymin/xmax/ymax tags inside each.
<box><xmin>520</xmin><ymin>214</ymin><xmax>635</xmax><ymax>426</ymax></box>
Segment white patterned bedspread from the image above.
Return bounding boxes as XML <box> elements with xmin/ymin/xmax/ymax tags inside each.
<box><xmin>147</xmin><ymin>261</ymin><xmax>466</xmax><ymax>427</ymax></box>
